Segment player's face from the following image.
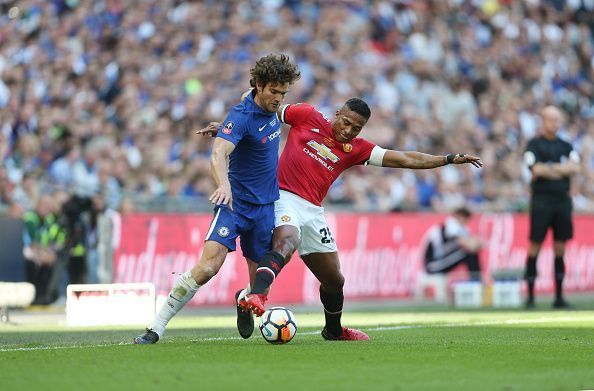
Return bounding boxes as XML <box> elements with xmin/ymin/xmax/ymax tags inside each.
<box><xmin>255</xmin><ymin>82</ymin><xmax>290</xmax><ymax>113</ymax></box>
<box><xmin>332</xmin><ymin>108</ymin><xmax>367</xmax><ymax>143</ymax></box>
<box><xmin>541</xmin><ymin>106</ymin><xmax>562</xmax><ymax>137</ymax></box>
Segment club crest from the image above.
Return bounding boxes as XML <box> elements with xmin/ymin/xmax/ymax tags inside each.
<box><xmin>222</xmin><ymin>122</ymin><xmax>234</xmax><ymax>134</ymax></box>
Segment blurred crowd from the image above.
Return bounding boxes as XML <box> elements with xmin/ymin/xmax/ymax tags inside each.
<box><xmin>2</xmin><ymin>0</ymin><xmax>594</xmax><ymax>221</ymax></box>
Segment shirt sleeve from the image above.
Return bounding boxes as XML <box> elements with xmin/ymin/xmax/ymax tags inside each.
<box><xmin>566</xmin><ymin>142</ymin><xmax>580</xmax><ymax>163</ymax></box>
<box><xmin>523</xmin><ymin>139</ymin><xmax>540</xmax><ymax>168</ymax></box>
<box><xmin>444</xmin><ymin>217</ymin><xmax>469</xmax><ymax>238</ymax></box>
<box><xmin>280</xmin><ymin>103</ymin><xmax>315</xmax><ymax>126</ymax></box>
<box><xmin>355</xmin><ymin>138</ymin><xmax>377</xmax><ymax>165</ymax></box>
<box><xmin>216</xmin><ymin>110</ymin><xmax>248</xmax><ymax>145</ymax></box>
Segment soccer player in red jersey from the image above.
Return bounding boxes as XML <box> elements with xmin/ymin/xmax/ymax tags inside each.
<box><xmin>201</xmin><ymin>98</ymin><xmax>482</xmax><ymax>341</ymax></box>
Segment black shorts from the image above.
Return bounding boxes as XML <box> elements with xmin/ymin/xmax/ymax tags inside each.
<box><xmin>529</xmin><ymin>196</ymin><xmax>573</xmax><ymax>242</ymax></box>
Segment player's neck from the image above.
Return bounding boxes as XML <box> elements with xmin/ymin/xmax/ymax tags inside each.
<box><xmin>542</xmin><ymin>132</ymin><xmax>557</xmax><ymax>141</ymax></box>
<box><xmin>252</xmin><ymin>94</ymin><xmax>267</xmax><ymax>111</ymax></box>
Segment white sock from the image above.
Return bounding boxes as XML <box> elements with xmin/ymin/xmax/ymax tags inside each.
<box><xmin>150</xmin><ymin>271</ymin><xmax>199</xmax><ymax>337</ymax></box>
<box><xmin>236</xmin><ymin>283</ymin><xmax>251</xmax><ymax>304</ymax></box>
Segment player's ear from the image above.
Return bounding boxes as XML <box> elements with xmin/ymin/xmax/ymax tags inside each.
<box><xmin>335</xmin><ymin>110</ymin><xmax>341</xmax><ymax>118</ymax></box>
<box><xmin>255</xmin><ymin>82</ymin><xmax>266</xmax><ymax>95</ymax></box>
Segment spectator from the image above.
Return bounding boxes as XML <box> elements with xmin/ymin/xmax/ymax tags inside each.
<box><xmin>22</xmin><ymin>195</ymin><xmax>64</xmax><ymax>304</ymax></box>
<box><xmin>423</xmin><ymin>207</ymin><xmax>482</xmax><ymax>281</ymax></box>
<box><xmin>0</xmin><ymin>0</ymin><xmax>592</xmax><ymax>214</ymax></box>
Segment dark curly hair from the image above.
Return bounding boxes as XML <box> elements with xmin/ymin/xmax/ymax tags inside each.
<box><xmin>249</xmin><ymin>54</ymin><xmax>301</xmax><ymax>89</ymax></box>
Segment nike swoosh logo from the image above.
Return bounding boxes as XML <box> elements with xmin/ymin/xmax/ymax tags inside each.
<box><xmin>258</xmin><ymin>125</ymin><xmax>266</xmax><ymax>132</ymax></box>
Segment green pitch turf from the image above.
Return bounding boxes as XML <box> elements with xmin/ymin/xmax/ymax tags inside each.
<box><xmin>1</xmin><ymin>309</ymin><xmax>593</xmax><ymax>390</ymax></box>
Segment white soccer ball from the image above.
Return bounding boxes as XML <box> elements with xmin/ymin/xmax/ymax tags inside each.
<box><xmin>258</xmin><ymin>307</ymin><xmax>298</xmax><ymax>344</ymax></box>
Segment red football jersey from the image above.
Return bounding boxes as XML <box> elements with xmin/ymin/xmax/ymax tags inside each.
<box><xmin>278</xmin><ymin>103</ymin><xmax>376</xmax><ymax>206</ymax></box>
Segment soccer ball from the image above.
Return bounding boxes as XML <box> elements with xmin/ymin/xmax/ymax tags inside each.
<box><xmin>258</xmin><ymin>307</ymin><xmax>298</xmax><ymax>344</ymax></box>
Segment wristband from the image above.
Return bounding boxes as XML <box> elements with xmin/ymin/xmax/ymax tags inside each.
<box><xmin>446</xmin><ymin>153</ymin><xmax>465</xmax><ymax>164</ymax></box>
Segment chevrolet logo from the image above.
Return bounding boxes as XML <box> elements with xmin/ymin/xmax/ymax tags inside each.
<box><xmin>307</xmin><ymin>140</ymin><xmax>339</xmax><ymax>163</ymax></box>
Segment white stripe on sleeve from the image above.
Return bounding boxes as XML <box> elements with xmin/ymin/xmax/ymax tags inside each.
<box><xmin>366</xmin><ymin>146</ymin><xmax>387</xmax><ymax>167</ymax></box>
<box><xmin>280</xmin><ymin>105</ymin><xmax>289</xmax><ymax>123</ymax></box>
<box><xmin>524</xmin><ymin>151</ymin><xmax>536</xmax><ymax>167</ymax></box>
<box><xmin>569</xmin><ymin>150</ymin><xmax>580</xmax><ymax>163</ymax></box>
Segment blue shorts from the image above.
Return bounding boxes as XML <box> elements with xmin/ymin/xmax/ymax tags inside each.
<box><xmin>205</xmin><ymin>199</ymin><xmax>274</xmax><ymax>262</ymax></box>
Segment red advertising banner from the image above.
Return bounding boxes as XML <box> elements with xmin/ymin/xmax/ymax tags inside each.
<box><xmin>112</xmin><ymin>213</ymin><xmax>594</xmax><ymax>306</ymax></box>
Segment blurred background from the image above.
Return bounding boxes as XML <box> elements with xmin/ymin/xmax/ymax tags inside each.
<box><xmin>1</xmin><ymin>0</ymin><xmax>593</xmax><ymax>311</ymax></box>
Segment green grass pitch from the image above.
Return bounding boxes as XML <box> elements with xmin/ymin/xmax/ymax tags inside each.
<box><xmin>1</xmin><ymin>307</ymin><xmax>593</xmax><ymax>390</ymax></box>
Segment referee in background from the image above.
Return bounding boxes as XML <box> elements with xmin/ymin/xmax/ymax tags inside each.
<box><xmin>523</xmin><ymin>106</ymin><xmax>580</xmax><ymax>309</ymax></box>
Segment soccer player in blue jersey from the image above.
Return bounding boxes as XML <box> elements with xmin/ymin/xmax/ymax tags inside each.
<box><xmin>134</xmin><ymin>54</ymin><xmax>300</xmax><ymax>344</ymax></box>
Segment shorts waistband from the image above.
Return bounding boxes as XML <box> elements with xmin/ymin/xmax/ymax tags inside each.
<box><xmin>279</xmin><ymin>189</ymin><xmax>321</xmax><ymax>209</ymax></box>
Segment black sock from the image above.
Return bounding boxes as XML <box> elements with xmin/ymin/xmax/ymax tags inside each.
<box><xmin>525</xmin><ymin>256</ymin><xmax>537</xmax><ymax>300</ymax></box>
<box><xmin>554</xmin><ymin>256</ymin><xmax>565</xmax><ymax>300</ymax></box>
<box><xmin>320</xmin><ymin>286</ymin><xmax>343</xmax><ymax>336</ymax></box>
<box><xmin>465</xmin><ymin>254</ymin><xmax>481</xmax><ymax>281</ymax></box>
<box><xmin>251</xmin><ymin>251</ymin><xmax>285</xmax><ymax>294</ymax></box>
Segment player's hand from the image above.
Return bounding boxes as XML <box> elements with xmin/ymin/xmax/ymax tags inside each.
<box><xmin>196</xmin><ymin>122</ymin><xmax>221</xmax><ymax>137</ymax></box>
<box><xmin>453</xmin><ymin>154</ymin><xmax>483</xmax><ymax>168</ymax></box>
<box><xmin>209</xmin><ymin>185</ymin><xmax>233</xmax><ymax>210</ymax></box>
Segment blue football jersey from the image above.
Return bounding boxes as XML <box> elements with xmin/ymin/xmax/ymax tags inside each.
<box><xmin>216</xmin><ymin>91</ymin><xmax>282</xmax><ymax>204</ymax></box>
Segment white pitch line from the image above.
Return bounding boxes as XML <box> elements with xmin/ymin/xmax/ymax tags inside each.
<box><xmin>0</xmin><ymin>342</ymin><xmax>129</xmax><ymax>352</ymax></box>
<box><xmin>0</xmin><ymin>316</ymin><xmax>588</xmax><ymax>353</ymax></box>
<box><xmin>366</xmin><ymin>316</ymin><xmax>588</xmax><ymax>331</ymax></box>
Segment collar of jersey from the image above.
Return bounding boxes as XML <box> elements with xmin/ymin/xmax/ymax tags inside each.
<box><xmin>239</xmin><ymin>91</ymin><xmax>276</xmax><ymax>117</ymax></box>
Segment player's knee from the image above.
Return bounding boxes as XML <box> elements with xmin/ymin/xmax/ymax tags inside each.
<box><xmin>199</xmin><ymin>260</ymin><xmax>225</xmax><ymax>283</ymax></box>
<box><xmin>322</xmin><ymin>273</ymin><xmax>344</xmax><ymax>292</ymax></box>
<box><xmin>553</xmin><ymin>241</ymin><xmax>566</xmax><ymax>256</ymax></box>
<box><xmin>273</xmin><ymin>236</ymin><xmax>299</xmax><ymax>260</ymax></box>
<box><xmin>194</xmin><ymin>253</ymin><xmax>225</xmax><ymax>282</ymax></box>
<box><xmin>528</xmin><ymin>242</ymin><xmax>542</xmax><ymax>257</ymax></box>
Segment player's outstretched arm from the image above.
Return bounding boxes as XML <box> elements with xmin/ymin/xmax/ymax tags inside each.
<box><xmin>381</xmin><ymin>150</ymin><xmax>483</xmax><ymax>169</ymax></box>
<box><xmin>210</xmin><ymin>138</ymin><xmax>235</xmax><ymax>210</ymax></box>
<box><xmin>196</xmin><ymin>122</ymin><xmax>221</xmax><ymax>137</ymax></box>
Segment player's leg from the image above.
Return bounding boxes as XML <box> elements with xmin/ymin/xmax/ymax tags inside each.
<box><xmin>301</xmin><ymin>251</ymin><xmax>343</xmax><ymax>335</ymax></box>
<box><xmin>525</xmin><ymin>200</ymin><xmax>551</xmax><ymax>308</ymax></box>
<box><xmin>252</xmin><ymin>193</ymin><xmax>302</xmax><ymax>294</ymax></box>
<box><xmin>299</xmin><ymin>208</ymin><xmax>367</xmax><ymax>341</ymax></box>
<box><xmin>429</xmin><ymin>251</ymin><xmax>482</xmax><ymax>281</ymax></box>
<box><xmin>551</xmin><ymin>240</ymin><xmax>570</xmax><ymax>308</ymax></box>
<box><xmin>135</xmin><ymin>206</ymin><xmax>237</xmax><ymax>344</ymax></box>
<box><xmin>551</xmin><ymin>199</ymin><xmax>573</xmax><ymax>308</ymax></box>
<box><xmin>301</xmin><ymin>251</ymin><xmax>368</xmax><ymax>341</ymax></box>
<box><xmin>425</xmin><ymin>249</ymin><xmax>469</xmax><ymax>275</ymax></box>
<box><xmin>234</xmin><ymin>259</ymin><xmax>256</xmax><ymax>339</ymax></box>
<box><xmin>233</xmin><ymin>201</ymin><xmax>276</xmax><ymax>336</ymax></box>
<box><xmin>462</xmin><ymin>253</ymin><xmax>481</xmax><ymax>281</ymax></box>
<box><xmin>241</xmin><ymin>193</ymin><xmax>302</xmax><ymax>315</ymax></box>
<box><xmin>134</xmin><ymin>241</ymin><xmax>229</xmax><ymax>344</ymax></box>
<box><xmin>251</xmin><ymin>225</ymin><xmax>300</xmax><ymax>293</ymax></box>
<box><xmin>239</xmin><ymin>226</ymin><xmax>300</xmax><ymax>316</ymax></box>
<box><xmin>525</xmin><ymin>240</ymin><xmax>543</xmax><ymax>309</ymax></box>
